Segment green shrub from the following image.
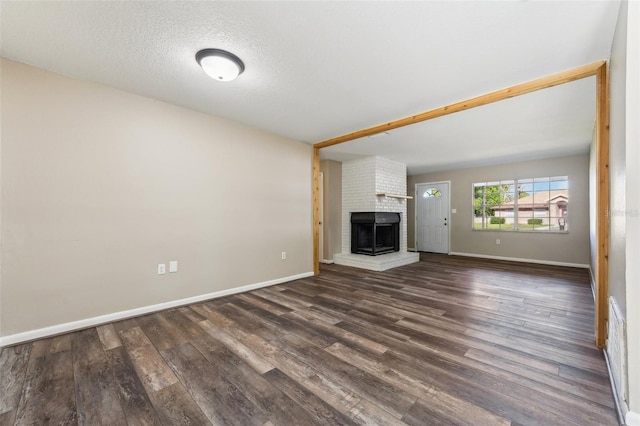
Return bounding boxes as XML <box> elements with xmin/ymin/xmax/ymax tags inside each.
<box><xmin>527</xmin><ymin>218</ymin><xmax>543</xmax><ymax>225</ymax></box>
<box><xmin>490</xmin><ymin>217</ymin><xmax>506</xmax><ymax>225</ymax></box>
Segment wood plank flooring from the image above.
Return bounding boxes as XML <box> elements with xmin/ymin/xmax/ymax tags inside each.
<box><xmin>0</xmin><ymin>253</ymin><xmax>618</xmax><ymax>425</ymax></box>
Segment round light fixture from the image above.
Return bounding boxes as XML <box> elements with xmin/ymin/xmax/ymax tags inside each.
<box><xmin>196</xmin><ymin>49</ymin><xmax>245</xmax><ymax>82</ymax></box>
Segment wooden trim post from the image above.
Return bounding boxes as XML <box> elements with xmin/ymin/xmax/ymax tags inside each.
<box><xmin>312</xmin><ymin>147</ymin><xmax>320</xmax><ymax>275</ymax></box>
<box><xmin>595</xmin><ymin>62</ymin><xmax>610</xmax><ymax>348</ymax></box>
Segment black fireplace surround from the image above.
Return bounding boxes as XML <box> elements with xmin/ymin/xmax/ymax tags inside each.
<box><xmin>351</xmin><ymin>212</ymin><xmax>401</xmax><ymax>256</ymax></box>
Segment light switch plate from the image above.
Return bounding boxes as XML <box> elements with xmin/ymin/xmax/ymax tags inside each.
<box><xmin>158</xmin><ymin>264</ymin><xmax>166</xmax><ymax>274</ymax></box>
<box><xmin>169</xmin><ymin>261</ymin><xmax>178</xmax><ymax>273</ymax></box>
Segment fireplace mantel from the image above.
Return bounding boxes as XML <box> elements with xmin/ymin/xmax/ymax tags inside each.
<box><xmin>376</xmin><ymin>193</ymin><xmax>413</xmax><ymax>200</ymax></box>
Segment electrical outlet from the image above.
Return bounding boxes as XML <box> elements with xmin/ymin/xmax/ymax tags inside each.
<box><xmin>158</xmin><ymin>263</ymin><xmax>166</xmax><ymax>274</ymax></box>
<box><xmin>281</xmin><ymin>251</ymin><xmax>287</xmax><ymax>260</ymax></box>
<box><xmin>496</xmin><ymin>239</ymin><xmax>501</xmax><ymax>245</ymax></box>
<box><xmin>169</xmin><ymin>260</ymin><xmax>178</xmax><ymax>273</ymax></box>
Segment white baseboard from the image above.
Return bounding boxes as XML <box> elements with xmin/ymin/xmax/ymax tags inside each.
<box><xmin>0</xmin><ymin>271</ymin><xmax>313</xmax><ymax>348</ymax></box>
<box><xmin>449</xmin><ymin>252</ymin><xmax>589</xmax><ymax>269</ymax></box>
<box><xmin>320</xmin><ymin>259</ymin><xmax>334</xmax><ymax>264</ymax></box>
<box><xmin>407</xmin><ymin>247</ymin><xmax>417</xmax><ymax>252</ymax></box>
<box><xmin>627</xmin><ymin>411</ymin><xmax>640</xmax><ymax>426</ymax></box>
<box><xmin>604</xmin><ymin>347</ymin><xmax>628</xmax><ymax>425</ymax></box>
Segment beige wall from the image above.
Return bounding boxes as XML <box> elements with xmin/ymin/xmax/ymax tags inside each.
<box><xmin>408</xmin><ymin>154</ymin><xmax>590</xmax><ymax>265</ymax></box>
<box><xmin>0</xmin><ymin>59</ymin><xmax>313</xmax><ymax>337</ymax></box>
<box><xmin>589</xmin><ymin>129</ymin><xmax>597</xmax><ymax>290</ymax></box>
<box><xmin>319</xmin><ymin>159</ymin><xmax>341</xmax><ymax>261</ymax></box>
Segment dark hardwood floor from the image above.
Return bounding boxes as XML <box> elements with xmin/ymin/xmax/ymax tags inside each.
<box><xmin>0</xmin><ymin>253</ymin><xmax>618</xmax><ymax>425</ymax></box>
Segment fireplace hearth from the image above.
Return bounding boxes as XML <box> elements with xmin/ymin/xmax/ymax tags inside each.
<box><xmin>351</xmin><ymin>212</ymin><xmax>400</xmax><ymax>256</ymax></box>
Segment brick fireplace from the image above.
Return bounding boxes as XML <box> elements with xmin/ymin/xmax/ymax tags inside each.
<box><xmin>334</xmin><ymin>156</ymin><xmax>419</xmax><ymax>271</ymax></box>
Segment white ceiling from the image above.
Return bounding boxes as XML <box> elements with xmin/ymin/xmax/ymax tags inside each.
<box><xmin>0</xmin><ymin>1</ymin><xmax>620</xmax><ymax>174</ymax></box>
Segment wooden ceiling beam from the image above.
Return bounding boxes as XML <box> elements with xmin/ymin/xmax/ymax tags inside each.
<box><xmin>313</xmin><ymin>60</ymin><xmax>605</xmax><ymax>149</ymax></box>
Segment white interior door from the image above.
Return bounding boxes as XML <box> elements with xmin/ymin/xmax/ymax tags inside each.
<box><xmin>416</xmin><ymin>182</ymin><xmax>450</xmax><ymax>253</ymax></box>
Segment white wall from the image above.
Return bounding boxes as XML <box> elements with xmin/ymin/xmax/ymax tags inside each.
<box><xmin>623</xmin><ymin>0</ymin><xmax>640</xmax><ymax>420</ymax></box>
<box><xmin>608</xmin><ymin>0</ymin><xmax>640</xmax><ymax>422</ymax></box>
<box><xmin>0</xmin><ymin>59</ymin><xmax>313</xmax><ymax>339</ymax></box>
<box><xmin>626</xmin><ymin>0</ymin><xmax>640</xmax><ymax>417</ymax></box>
<box><xmin>0</xmin><ymin>58</ymin><xmax>3</xmax><ymax>338</ymax></box>
<box><xmin>609</xmin><ymin>0</ymin><xmax>628</xmax><ymax>319</ymax></box>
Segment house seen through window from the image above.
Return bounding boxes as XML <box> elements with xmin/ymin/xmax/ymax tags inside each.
<box><xmin>473</xmin><ymin>176</ymin><xmax>568</xmax><ymax>232</ymax></box>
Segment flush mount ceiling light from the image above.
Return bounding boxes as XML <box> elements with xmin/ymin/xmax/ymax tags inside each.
<box><xmin>196</xmin><ymin>48</ymin><xmax>245</xmax><ymax>82</ymax></box>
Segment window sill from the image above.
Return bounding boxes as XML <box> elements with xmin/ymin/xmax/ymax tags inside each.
<box><xmin>471</xmin><ymin>228</ymin><xmax>569</xmax><ymax>234</ymax></box>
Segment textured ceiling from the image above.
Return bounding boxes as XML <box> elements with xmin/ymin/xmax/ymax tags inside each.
<box><xmin>0</xmin><ymin>1</ymin><xmax>620</xmax><ymax>173</ymax></box>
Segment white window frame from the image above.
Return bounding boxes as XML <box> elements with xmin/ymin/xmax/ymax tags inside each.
<box><xmin>472</xmin><ymin>176</ymin><xmax>569</xmax><ymax>233</ymax></box>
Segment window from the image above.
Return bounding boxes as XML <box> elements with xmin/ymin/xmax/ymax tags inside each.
<box><xmin>473</xmin><ymin>176</ymin><xmax>568</xmax><ymax>232</ymax></box>
<box><xmin>422</xmin><ymin>188</ymin><xmax>442</xmax><ymax>198</ymax></box>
